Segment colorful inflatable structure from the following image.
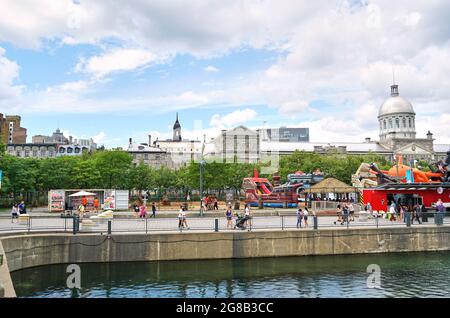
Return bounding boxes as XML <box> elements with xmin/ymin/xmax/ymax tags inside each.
<box><xmin>243</xmin><ymin>168</ymin><xmax>324</xmax><ymax>208</ymax></box>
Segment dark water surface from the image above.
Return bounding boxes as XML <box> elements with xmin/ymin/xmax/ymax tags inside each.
<box><xmin>11</xmin><ymin>252</ymin><xmax>450</xmax><ymax>298</ymax></box>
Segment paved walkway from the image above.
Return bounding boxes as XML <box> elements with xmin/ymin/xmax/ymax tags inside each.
<box><xmin>0</xmin><ymin>214</ymin><xmax>446</xmax><ymax>235</ymax></box>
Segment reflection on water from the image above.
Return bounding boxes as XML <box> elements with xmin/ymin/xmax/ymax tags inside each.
<box><xmin>11</xmin><ymin>252</ymin><xmax>450</xmax><ymax>298</ymax></box>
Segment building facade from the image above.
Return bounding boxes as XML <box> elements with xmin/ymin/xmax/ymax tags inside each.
<box><xmin>0</xmin><ymin>113</ymin><xmax>27</xmax><ymax>144</ymax></box>
<box><xmin>127</xmin><ymin>137</ymin><xmax>174</xmax><ymax>169</ymax></box>
<box><xmin>205</xmin><ymin>126</ymin><xmax>260</xmax><ymax>163</ymax></box>
<box><xmin>153</xmin><ymin>114</ymin><xmax>203</xmax><ymax>168</ymax></box>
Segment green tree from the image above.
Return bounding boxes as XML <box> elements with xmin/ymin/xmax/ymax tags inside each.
<box><xmin>93</xmin><ymin>150</ymin><xmax>133</xmax><ymax>189</ymax></box>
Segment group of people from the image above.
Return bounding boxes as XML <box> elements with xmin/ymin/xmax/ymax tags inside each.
<box><xmin>225</xmin><ymin>204</ymin><xmax>252</xmax><ymax>230</ymax></box>
<box><xmin>76</xmin><ymin>196</ymin><xmax>100</xmax><ymax>218</ymax></box>
<box><xmin>296</xmin><ymin>205</ymin><xmax>310</xmax><ymax>228</ymax></box>
<box><xmin>10</xmin><ymin>201</ymin><xmax>27</xmax><ymax>222</ymax></box>
<box><xmin>334</xmin><ymin>201</ymin><xmax>356</xmax><ymax>225</ymax></box>
<box><xmin>386</xmin><ymin>202</ymin><xmax>426</xmax><ymax>223</ymax></box>
<box><xmin>133</xmin><ymin>201</ymin><xmax>157</xmax><ymax>219</ymax></box>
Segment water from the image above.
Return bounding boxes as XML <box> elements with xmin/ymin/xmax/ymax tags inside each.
<box><xmin>11</xmin><ymin>252</ymin><xmax>450</xmax><ymax>298</ymax></box>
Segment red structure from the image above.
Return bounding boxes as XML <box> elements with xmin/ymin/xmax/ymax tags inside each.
<box><xmin>362</xmin><ymin>183</ymin><xmax>450</xmax><ymax>212</ymax></box>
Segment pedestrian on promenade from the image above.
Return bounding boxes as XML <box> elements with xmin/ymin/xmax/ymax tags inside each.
<box><xmin>244</xmin><ymin>204</ymin><xmax>252</xmax><ymax>229</ymax></box>
<box><xmin>77</xmin><ymin>203</ymin><xmax>85</xmax><ymax>219</ymax></box>
<box><xmin>389</xmin><ymin>204</ymin><xmax>397</xmax><ymax>222</ymax></box>
<box><xmin>182</xmin><ymin>207</ymin><xmax>189</xmax><ymax>229</ymax></box>
<box><xmin>11</xmin><ymin>203</ymin><xmax>19</xmax><ymax>223</ymax></box>
<box><xmin>139</xmin><ymin>204</ymin><xmax>147</xmax><ymax>219</ymax></box>
<box><xmin>226</xmin><ymin>206</ymin><xmax>233</xmax><ymax>229</ymax></box>
<box><xmin>399</xmin><ymin>206</ymin><xmax>406</xmax><ymax>223</ymax></box>
<box><xmin>413</xmin><ymin>204</ymin><xmax>422</xmax><ymax>224</ymax></box>
<box><xmin>348</xmin><ymin>202</ymin><xmax>355</xmax><ymax>221</ymax></box>
<box><xmin>436</xmin><ymin>198</ymin><xmax>445</xmax><ymax>213</ymax></box>
<box><xmin>296</xmin><ymin>206</ymin><xmax>303</xmax><ymax>228</ymax></box>
<box><xmin>178</xmin><ymin>205</ymin><xmax>184</xmax><ymax>229</ymax></box>
<box><xmin>93</xmin><ymin>198</ymin><xmax>99</xmax><ymax>213</ymax></box>
<box><xmin>213</xmin><ymin>197</ymin><xmax>219</xmax><ymax>210</ymax></box>
<box><xmin>303</xmin><ymin>207</ymin><xmax>309</xmax><ymax>227</ymax></box>
<box><xmin>334</xmin><ymin>201</ymin><xmax>343</xmax><ymax>225</ymax></box>
<box><xmin>18</xmin><ymin>201</ymin><xmax>26</xmax><ymax>215</ymax></box>
<box><xmin>341</xmin><ymin>203</ymin><xmax>349</xmax><ymax>225</ymax></box>
<box><xmin>151</xmin><ymin>202</ymin><xmax>156</xmax><ymax>218</ymax></box>
<box><xmin>81</xmin><ymin>196</ymin><xmax>87</xmax><ymax>209</ymax></box>
<box><xmin>365</xmin><ymin>202</ymin><xmax>372</xmax><ymax>214</ymax></box>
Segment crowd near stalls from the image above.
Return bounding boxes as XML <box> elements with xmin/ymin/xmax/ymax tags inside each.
<box><xmin>48</xmin><ymin>189</ymin><xmax>129</xmax><ymax>212</ymax></box>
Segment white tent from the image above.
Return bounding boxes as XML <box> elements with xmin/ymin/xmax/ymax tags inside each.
<box><xmin>69</xmin><ymin>191</ymin><xmax>97</xmax><ymax>197</ymax></box>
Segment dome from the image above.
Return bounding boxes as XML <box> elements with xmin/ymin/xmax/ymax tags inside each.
<box><xmin>378</xmin><ymin>84</ymin><xmax>415</xmax><ymax>117</ymax></box>
<box><xmin>378</xmin><ymin>96</ymin><xmax>415</xmax><ymax>117</ymax></box>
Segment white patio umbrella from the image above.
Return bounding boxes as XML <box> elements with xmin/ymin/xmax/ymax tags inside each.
<box><xmin>69</xmin><ymin>190</ymin><xmax>97</xmax><ymax>197</ymax></box>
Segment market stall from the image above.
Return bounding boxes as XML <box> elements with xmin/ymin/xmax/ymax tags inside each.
<box><xmin>48</xmin><ymin>189</ymin><xmax>129</xmax><ymax>212</ymax></box>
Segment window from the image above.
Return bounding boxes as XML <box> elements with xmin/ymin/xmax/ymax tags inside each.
<box><xmin>402</xmin><ymin>118</ymin><xmax>406</xmax><ymax>128</ymax></box>
<box><xmin>408</xmin><ymin>118</ymin><xmax>412</xmax><ymax>128</ymax></box>
<box><xmin>389</xmin><ymin>119</ymin><xmax>392</xmax><ymax>129</ymax></box>
<box><xmin>395</xmin><ymin>118</ymin><xmax>400</xmax><ymax>128</ymax></box>
<box><xmin>67</xmin><ymin>147</ymin><xmax>73</xmax><ymax>153</ymax></box>
<box><xmin>383</xmin><ymin>120</ymin><xmax>386</xmax><ymax>129</ymax></box>
<box><xmin>59</xmin><ymin>147</ymin><xmax>65</xmax><ymax>153</ymax></box>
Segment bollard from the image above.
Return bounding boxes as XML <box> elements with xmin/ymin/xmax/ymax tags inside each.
<box><xmin>281</xmin><ymin>215</ymin><xmax>285</xmax><ymax>230</ymax></box>
<box><xmin>313</xmin><ymin>216</ymin><xmax>318</xmax><ymax>230</ymax></box>
<box><xmin>0</xmin><ymin>253</ymin><xmax>3</xmax><ymax>266</ymax></box>
<box><xmin>72</xmin><ymin>216</ymin><xmax>78</xmax><ymax>235</ymax></box>
<box><xmin>108</xmin><ymin>220</ymin><xmax>112</xmax><ymax>235</ymax></box>
<box><xmin>214</xmin><ymin>218</ymin><xmax>219</xmax><ymax>232</ymax></box>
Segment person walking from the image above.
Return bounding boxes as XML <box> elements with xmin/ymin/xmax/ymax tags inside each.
<box><xmin>436</xmin><ymin>199</ymin><xmax>445</xmax><ymax>225</ymax></box>
<box><xmin>133</xmin><ymin>202</ymin><xmax>140</xmax><ymax>217</ymax></box>
<box><xmin>178</xmin><ymin>205</ymin><xmax>184</xmax><ymax>229</ymax></box>
<box><xmin>81</xmin><ymin>196</ymin><xmax>87</xmax><ymax>209</ymax></box>
<box><xmin>18</xmin><ymin>201</ymin><xmax>26</xmax><ymax>215</ymax></box>
<box><xmin>399</xmin><ymin>205</ymin><xmax>405</xmax><ymax>223</ymax></box>
<box><xmin>303</xmin><ymin>207</ymin><xmax>309</xmax><ymax>227</ymax></box>
<box><xmin>244</xmin><ymin>204</ymin><xmax>252</xmax><ymax>229</ymax></box>
<box><xmin>348</xmin><ymin>202</ymin><xmax>355</xmax><ymax>222</ymax></box>
<box><xmin>412</xmin><ymin>204</ymin><xmax>422</xmax><ymax>224</ymax></box>
<box><xmin>213</xmin><ymin>197</ymin><xmax>219</xmax><ymax>210</ymax></box>
<box><xmin>93</xmin><ymin>198</ymin><xmax>99</xmax><ymax>213</ymax></box>
<box><xmin>341</xmin><ymin>203</ymin><xmax>349</xmax><ymax>225</ymax></box>
<box><xmin>389</xmin><ymin>203</ymin><xmax>397</xmax><ymax>222</ymax></box>
<box><xmin>77</xmin><ymin>203</ymin><xmax>85</xmax><ymax>219</ymax></box>
<box><xmin>151</xmin><ymin>202</ymin><xmax>157</xmax><ymax>218</ymax></box>
<box><xmin>296</xmin><ymin>206</ymin><xmax>303</xmax><ymax>229</ymax></box>
<box><xmin>182</xmin><ymin>207</ymin><xmax>189</xmax><ymax>229</ymax></box>
<box><xmin>334</xmin><ymin>201</ymin><xmax>343</xmax><ymax>225</ymax></box>
<box><xmin>139</xmin><ymin>204</ymin><xmax>147</xmax><ymax>219</ymax></box>
<box><xmin>11</xmin><ymin>203</ymin><xmax>19</xmax><ymax>223</ymax></box>
<box><xmin>226</xmin><ymin>206</ymin><xmax>233</xmax><ymax>229</ymax></box>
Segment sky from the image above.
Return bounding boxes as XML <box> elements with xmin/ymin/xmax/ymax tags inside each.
<box><xmin>0</xmin><ymin>0</ymin><xmax>450</xmax><ymax>148</ymax></box>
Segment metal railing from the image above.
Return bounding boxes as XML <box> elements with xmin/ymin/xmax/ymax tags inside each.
<box><xmin>0</xmin><ymin>212</ymin><xmax>449</xmax><ymax>235</ymax></box>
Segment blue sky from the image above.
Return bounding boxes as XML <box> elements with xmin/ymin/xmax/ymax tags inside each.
<box><xmin>1</xmin><ymin>0</ymin><xmax>449</xmax><ymax>147</ymax></box>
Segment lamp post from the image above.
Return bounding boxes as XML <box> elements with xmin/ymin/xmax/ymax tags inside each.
<box><xmin>199</xmin><ymin>160</ymin><xmax>206</xmax><ymax>217</ymax></box>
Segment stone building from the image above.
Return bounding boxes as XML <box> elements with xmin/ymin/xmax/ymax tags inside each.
<box><xmin>0</xmin><ymin>113</ymin><xmax>27</xmax><ymax>144</ymax></box>
<box><xmin>127</xmin><ymin>137</ymin><xmax>174</xmax><ymax>169</ymax></box>
<box><xmin>205</xmin><ymin>126</ymin><xmax>260</xmax><ymax>163</ymax></box>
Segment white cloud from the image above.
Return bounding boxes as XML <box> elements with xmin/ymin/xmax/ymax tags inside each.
<box><xmin>75</xmin><ymin>48</ymin><xmax>160</xmax><ymax>78</ymax></box>
<box><xmin>204</xmin><ymin>65</ymin><xmax>219</xmax><ymax>73</ymax></box>
<box><xmin>0</xmin><ymin>46</ymin><xmax>21</xmax><ymax>104</ymax></box>
<box><xmin>210</xmin><ymin>108</ymin><xmax>257</xmax><ymax>128</ymax></box>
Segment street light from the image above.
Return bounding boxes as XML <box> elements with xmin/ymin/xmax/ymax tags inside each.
<box><xmin>199</xmin><ymin>160</ymin><xmax>206</xmax><ymax>217</ymax></box>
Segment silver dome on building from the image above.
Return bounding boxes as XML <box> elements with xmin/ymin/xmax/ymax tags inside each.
<box><xmin>378</xmin><ymin>84</ymin><xmax>416</xmax><ymax>141</ymax></box>
<box><xmin>378</xmin><ymin>85</ymin><xmax>415</xmax><ymax>117</ymax></box>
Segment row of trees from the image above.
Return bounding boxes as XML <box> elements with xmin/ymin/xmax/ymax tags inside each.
<box><xmin>0</xmin><ymin>143</ymin><xmax>393</xmax><ymax>197</ymax></box>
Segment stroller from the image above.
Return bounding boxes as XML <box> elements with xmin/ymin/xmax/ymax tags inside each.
<box><xmin>234</xmin><ymin>213</ymin><xmax>249</xmax><ymax>230</ymax></box>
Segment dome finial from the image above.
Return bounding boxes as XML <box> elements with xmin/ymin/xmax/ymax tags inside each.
<box><xmin>390</xmin><ymin>84</ymin><xmax>399</xmax><ymax>97</ymax></box>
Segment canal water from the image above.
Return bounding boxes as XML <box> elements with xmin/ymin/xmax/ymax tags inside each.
<box><xmin>11</xmin><ymin>252</ymin><xmax>450</xmax><ymax>298</ymax></box>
